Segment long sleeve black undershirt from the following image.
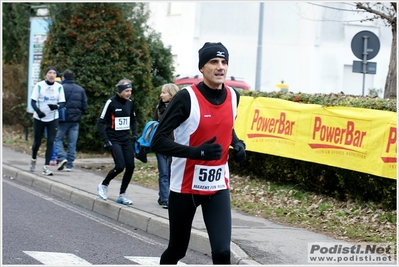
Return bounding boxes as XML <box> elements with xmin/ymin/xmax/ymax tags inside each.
<box><xmin>150</xmin><ymin>82</ymin><xmax>241</xmax><ymax>158</ymax></box>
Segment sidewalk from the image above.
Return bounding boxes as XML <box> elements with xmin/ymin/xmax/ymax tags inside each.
<box><xmin>2</xmin><ymin>146</ymin><xmax>374</xmax><ymax>265</ymax></box>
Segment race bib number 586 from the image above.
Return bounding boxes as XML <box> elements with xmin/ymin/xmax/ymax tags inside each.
<box><xmin>192</xmin><ymin>164</ymin><xmax>226</xmax><ymax>191</ymax></box>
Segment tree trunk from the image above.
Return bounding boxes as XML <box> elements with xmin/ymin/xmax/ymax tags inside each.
<box><xmin>384</xmin><ymin>24</ymin><xmax>397</xmax><ymax>99</ymax></box>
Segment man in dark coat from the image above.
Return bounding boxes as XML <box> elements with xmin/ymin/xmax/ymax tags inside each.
<box><xmin>55</xmin><ymin>69</ymin><xmax>88</xmax><ymax>171</ymax></box>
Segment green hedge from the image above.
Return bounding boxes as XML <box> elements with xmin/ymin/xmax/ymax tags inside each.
<box><xmin>242</xmin><ymin>90</ymin><xmax>396</xmax><ymax>112</ymax></box>
<box><xmin>229</xmin><ymin>90</ymin><xmax>396</xmax><ymax>210</ymax></box>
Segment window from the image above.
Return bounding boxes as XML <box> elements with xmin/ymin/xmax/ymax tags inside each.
<box><xmin>167</xmin><ymin>2</ymin><xmax>181</xmax><ymax>15</ymax></box>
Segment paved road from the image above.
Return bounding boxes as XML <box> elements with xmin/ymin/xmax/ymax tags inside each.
<box><xmin>3</xmin><ymin>178</ymin><xmax>212</xmax><ymax>265</ymax></box>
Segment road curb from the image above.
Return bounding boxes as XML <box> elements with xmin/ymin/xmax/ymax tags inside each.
<box><xmin>3</xmin><ymin>164</ymin><xmax>259</xmax><ymax>265</ymax></box>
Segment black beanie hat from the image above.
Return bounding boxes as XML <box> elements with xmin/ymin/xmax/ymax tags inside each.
<box><xmin>45</xmin><ymin>66</ymin><xmax>57</xmax><ymax>74</ymax></box>
<box><xmin>198</xmin><ymin>42</ymin><xmax>229</xmax><ymax>70</ymax></box>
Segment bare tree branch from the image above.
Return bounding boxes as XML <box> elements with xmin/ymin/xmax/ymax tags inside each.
<box><xmin>299</xmin><ymin>2</ymin><xmax>369</xmax><ymax>23</ymax></box>
<box><xmin>306</xmin><ymin>2</ymin><xmax>365</xmax><ymax>13</ymax></box>
<box><xmin>355</xmin><ymin>2</ymin><xmax>396</xmax><ymax>23</ymax></box>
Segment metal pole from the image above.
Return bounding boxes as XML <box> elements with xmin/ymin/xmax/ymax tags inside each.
<box><xmin>362</xmin><ymin>35</ymin><xmax>369</xmax><ymax>96</ymax></box>
<box><xmin>255</xmin><ymin>2</ymin><xmax>264</xmax><ymax>91</ymax></box>
<box><xmin>26</xmin><ymin>7</ymin><xmax>33</xmax><ymax>141</ymax></box>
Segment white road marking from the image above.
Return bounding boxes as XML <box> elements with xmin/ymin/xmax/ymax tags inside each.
<box><xmin>125</xmin><ymin>256</ymin><xmax>186</xmax><ymax>265</ymax></box>
<box><xmin>22</xmin><ymin>252</ymin><xmax>187</xmax><ymax>266</ymax></box>
<box><xmin>23</xmin><ymin>251</ymin><xmax>92</xmax><ymax>265</ymax></box>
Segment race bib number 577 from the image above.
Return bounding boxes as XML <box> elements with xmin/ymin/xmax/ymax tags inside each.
<box><xmin>192</xmin><ymin>164</ymin><xmax>226</xmax><ymax>191</ymax></box>
<box><xmin>115</xmin><ymin>116</ymin><xmax>130</xmax><ymax>131</ymax></box>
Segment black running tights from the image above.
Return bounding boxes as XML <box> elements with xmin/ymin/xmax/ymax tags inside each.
<box><xmin>160</xmin><ymin>189</ymin><xmax>231</xmax><ymax>264</ymax></box>
<box><xmin>102</xmin><ymin>141</ymin><xmax>135</xmax><ymax>194</ymax></box>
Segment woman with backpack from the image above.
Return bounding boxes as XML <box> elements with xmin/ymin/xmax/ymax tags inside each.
<box><xmin>153</xmin><ymin>83</ymin><xmax>180</xmax><ymax>209</ymax></box>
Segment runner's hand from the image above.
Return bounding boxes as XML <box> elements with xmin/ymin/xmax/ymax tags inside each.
<box><xmin>189</xmin><ymin>136</ymin><xmax>222</xmax><ymax>160</ymax></box>
<box><xmin>48</xmin><ymin>104</ymin><xmax>59</xmax><ymax>110</ymax></box>
<box><xmin>37</xmin><ymin>110</ymin><xmax>46</xmax><ymax>118</ymax></box>
<box><xmin>233</xmin><ymin>140</ymin><xmax>246</xmax><ymax>163</ymax></box>
<box><xmin>104</xmin><ymin>140</ymin><xmax>113</xmax><ymax>151</ymax></box>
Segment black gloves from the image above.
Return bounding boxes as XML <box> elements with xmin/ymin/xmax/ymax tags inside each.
<box><xmin>233</xmin><ymin>140</ymin><xmax>246</xmax><ymax>163</ymax></box>
<box><xmin>189</xmin><ymin>136</ymin><xmax>222</xmax><ymax>160</ymax></box>
<box><xmin>37</xmin><ymin>110</ymin><xmax>46</xmax><ymax>118</ymax></box>
<box><xmin>48</xmin><ymin>104</ymin><xmax>59</xmax><ymax>110</ymax></box>
<box><xmin>104</xmin><ymin>140</ymin><xmax>113</xmax><ymax>151</ymax></box>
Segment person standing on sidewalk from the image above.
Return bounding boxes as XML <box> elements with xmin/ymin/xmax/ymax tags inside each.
<box><xmin>55</xmin><ymin>69</ymin><xmax>88</xmax><ymax>172</ymax></box>
<box><xmin>49</xmin><ymin>71</ymin><xmax>64</xmax><ymax>166</ymax></box>
<box><xmin>29</xmin><ymin>66</ymin><xmax>66</xmax><ymax>176</ymax></box>
<box><xmin>96</xmin><ymin>78</ymin><xmax>138</xmax><ymax>205</ymax></box>
<box><xmin>151</xmin><ymin>42</ymin><xmax>246</xmax><ymax>264</ymax></box>
<box><xmin>153</xmin><ymin>83</ymin><xmax>180</xmax><ymax>209</ymax></box>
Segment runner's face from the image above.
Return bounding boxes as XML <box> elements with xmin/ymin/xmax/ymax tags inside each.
<box><xmin>46</xmin><ymin>70</ymin><xmax>57</xmax><ymax>83</ymax></box>
<box><xmin>119</xmin><ymin>88</ymin><xmax>132</xmax><ymax>100</ymax></box>
<box><xmin>200</xmin><ymin>58</ymin><xmax>228</xmax><ymax>89</ymax></box>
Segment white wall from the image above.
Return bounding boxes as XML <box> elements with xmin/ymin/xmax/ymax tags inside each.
<box><xmin>146</xmin><ymin>2</ymin><xmax>392</xmax><ymax>96</ymax></box>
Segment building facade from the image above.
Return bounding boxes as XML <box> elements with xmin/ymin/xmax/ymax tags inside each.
<box><xmin>146</xmin><ymin>2</ymin><xmax>392</xmax><ymax>96</ymax></box>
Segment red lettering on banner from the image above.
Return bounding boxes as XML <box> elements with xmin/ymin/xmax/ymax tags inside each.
<box><xmin>250</xmin><ymin>109</ymin><xmax>295</xmax><ymax>136</ymax></box>
<box><xmin>385</xmin><ymin>127</ymin><xmax>397</xmax><ymax>153</ymax></box>
<box><xmin>312</xmin><ymin>116</ymin><xmax>366</xmax><ymax>148</ymax></box>
<box><xmin>381</xmin><ymin>126</ymin><xmax>397</xmax><ymax>164</ymax></box>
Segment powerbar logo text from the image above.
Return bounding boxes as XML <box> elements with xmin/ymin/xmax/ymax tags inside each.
<box><xmin>250</xmin><ymin>109</ymin><xmax>295</xmax><ymax>136</ymax></box>
<box><xmin>308</xmin><ymin>242</ymin><xmax>395</xmax><ymax>264</ymax></box>
<box><xmin>312</xmin><ymin>116</ymin><xmax>366</xmax><ymax>148</ymax></box>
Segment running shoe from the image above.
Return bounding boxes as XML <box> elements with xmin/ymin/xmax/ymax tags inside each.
<box><xmin>160</xmin><ymin>201</ymin><xmax>168</xmax><ymax>209</ymax></box>
<box><xmin>97</xmin><ymin>184</ymin><xmax>108</xmax><ymax>200</ymax></box>
<box><xmin>29</xmin><ymin>159</ymin><xmax>36</xmax><ymax>172</ymax></box>
<box><xmin>116</xmin><ymin>193</ymin><xmax>133</xmax><ymax>205</ymax></box>
<box><xmin>57</xmin><ymin>159</ymin><xmax>68</xmax><ymax>171</ymax></box>
<box><xmin>158</xmin><ymin>198</ymin><xmax>168</xmax><ymax>209</ymax></box>
<box><xmin>65</xmin><ymin>168</ymin><xmax>72</xmax><ymax>172</ymax></box>
<box><xmin>42</xmin><ymin>165</ymin><xmax>53</xmax><ymax>176</ymax></box>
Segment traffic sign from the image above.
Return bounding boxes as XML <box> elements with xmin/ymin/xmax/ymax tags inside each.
<box><xmin>352</xmin><ymin>61</ymin><xmax>377</xmax><ymax>74</ymax></box>
<box><xmin>351</xmin><ymin>30</ymin><xmax>380</xmax><ymax>60</ymax></box>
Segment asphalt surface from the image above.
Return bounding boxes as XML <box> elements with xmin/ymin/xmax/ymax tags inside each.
<box><xmin>3</xmin><ymin>180</ymin><xmax>212</xmax><ymax>265</ymax></box>
<box><xmin>2</xmin><ymin>146</ymin><xmax>395</xmax><ymax>266</ymax></box>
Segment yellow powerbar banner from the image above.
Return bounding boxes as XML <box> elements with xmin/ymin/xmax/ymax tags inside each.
<box><xmin>234</xmin><ymin>96</ymin><xmax>397</xmax><ymax>179</ymax></box>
